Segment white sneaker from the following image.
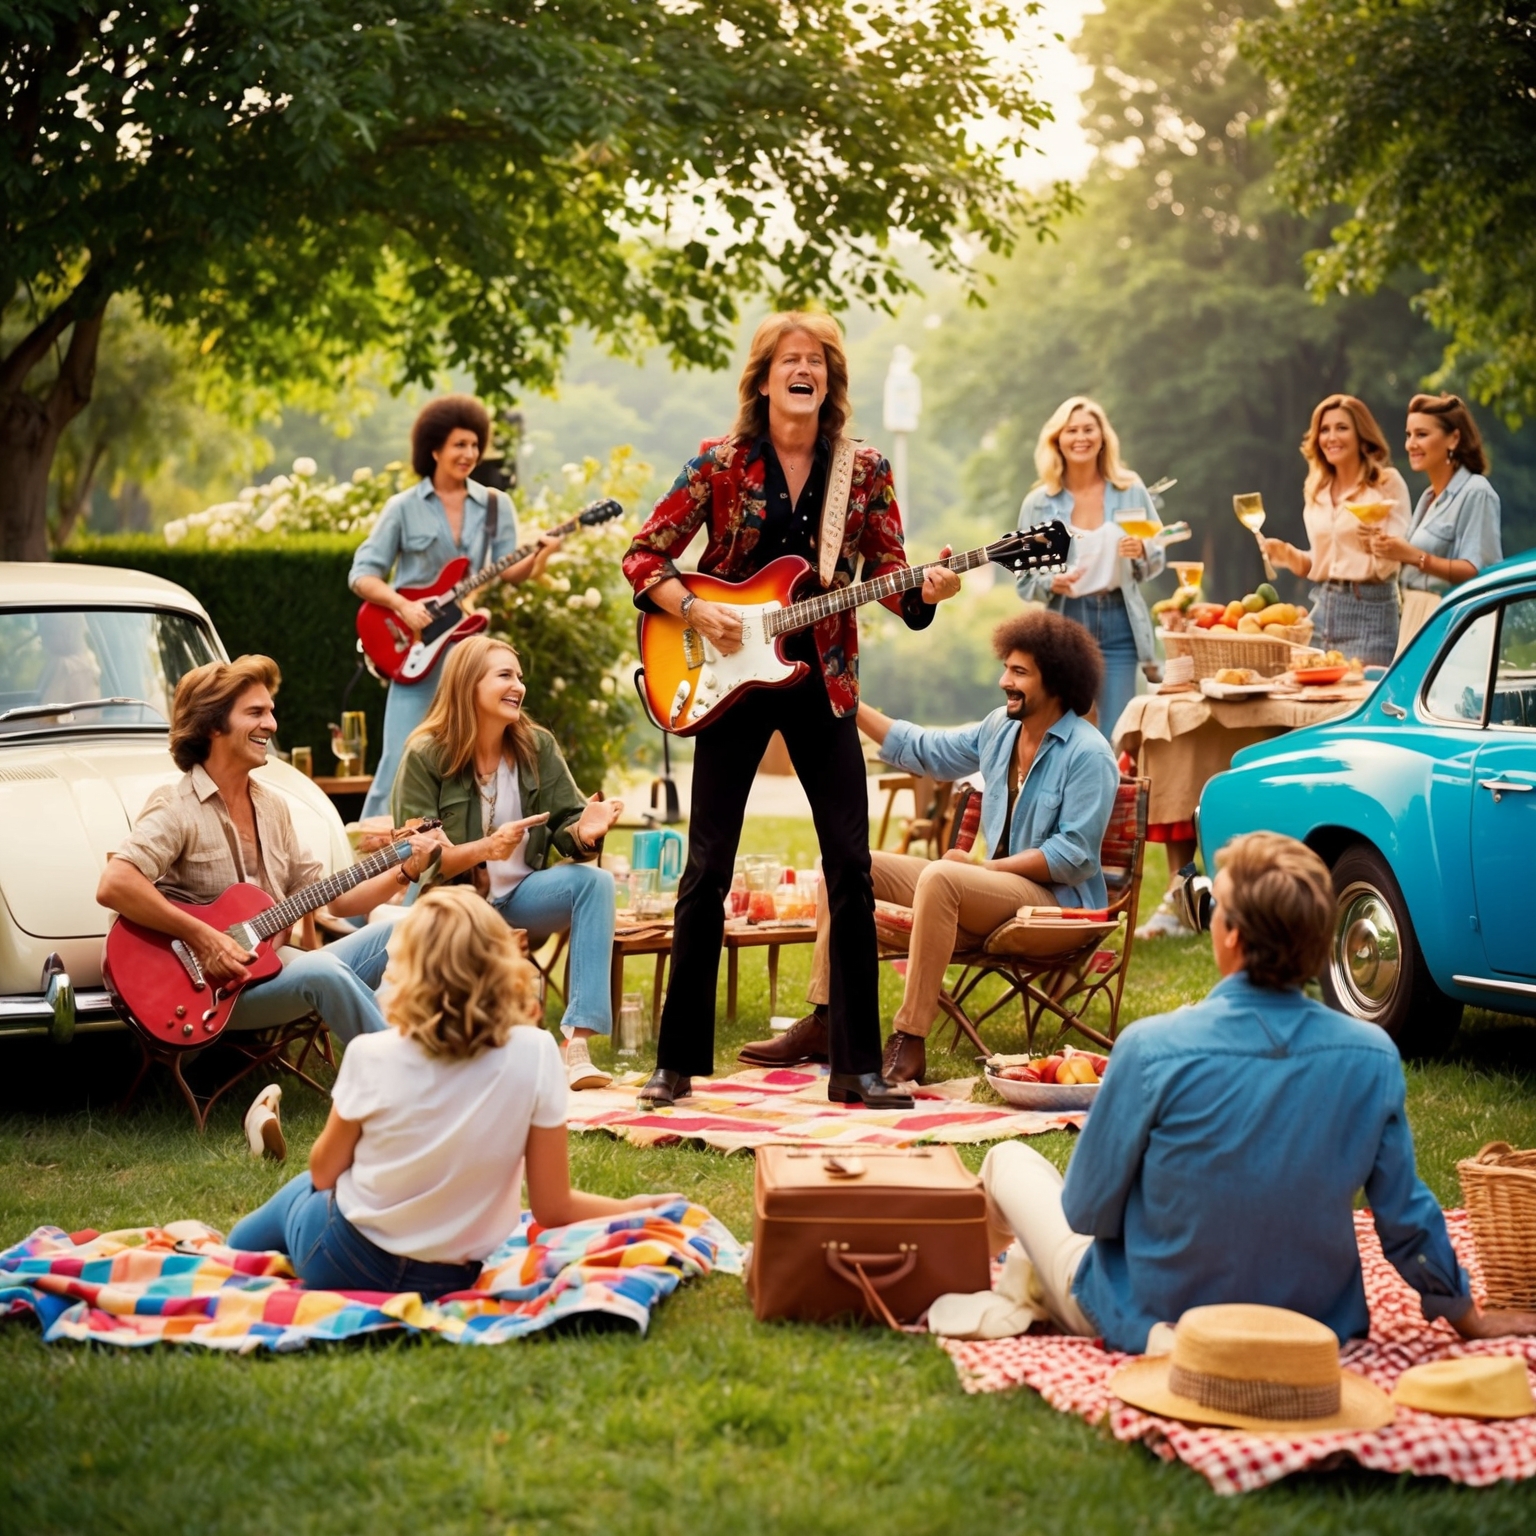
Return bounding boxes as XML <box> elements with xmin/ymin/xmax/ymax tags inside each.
<box><xmin>565</xmin><ymin>1038</ymin><xmax>612</xmax><ymax>1091</ymax></box>
<box><xmin>243</xmin><ymin>1084</ymin><xmax>286</xmax><ymax>1160</ymax></box>
<box><xmin>1134</xmin><ymin>897</ymin><xmax>1197</xmax><ymax>941</ymax></box>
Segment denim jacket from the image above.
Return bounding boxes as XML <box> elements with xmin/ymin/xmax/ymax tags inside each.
<box><xmin>1063</xmin><ymin>972</ymin><xmax>1471</xmax><ymax>1352</ymax></box>
<box><xmin>349</xmin><ymin>478</ymin><xmax>520</xmax><ymax>592</ymax></box>
<box><xmin>879</xmin><ymin>706</ymin><xmax>1117</xmax><ymax>907</ymax></box>
<box><xmin>1014</xmin><ymin>480</ymin><xmax>1166</xmax><ymax>664</ymax></box>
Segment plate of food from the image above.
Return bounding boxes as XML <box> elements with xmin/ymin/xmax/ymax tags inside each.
<box><xmin>985</xmin><ymin>1050</ymin><xmax>1105</xmax><ymax>1110</ymax></box>
<box><xmin>1199</xmin><ymin>668</ymin><xmax>1277</xmax><ymax>700</ymax></box>
<box><xmin>1292</xmin><ymin>663</ymin><xmax>1350</xmax><ymax>686</ymax></box>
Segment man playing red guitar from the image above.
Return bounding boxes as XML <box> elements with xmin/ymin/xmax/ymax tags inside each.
<box><xmin>622</xmin><ymin>311</ymin><xmax>962</xmax><ymax>1109</ymax></box>
<box><xmin>350</xmin><ymin>396</ymin><xmax>558</xmax><ymax>819</ymax></box>
<box><xmin>97</xmin><ymin>655</ymin><xmax>443</xmax><ymax>1046</ymax></box>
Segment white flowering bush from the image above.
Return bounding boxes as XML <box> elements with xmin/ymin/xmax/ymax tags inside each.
<box><xmin>163</xmin><ymin>459</ymin><xmax>414</xmax><ymax>546</ymax></box>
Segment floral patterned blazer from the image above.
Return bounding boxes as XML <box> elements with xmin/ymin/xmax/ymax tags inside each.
<box><xmin>622</xmin><ymin>436</ymin><xmax>935</xmax><ymax>717</ymax></box>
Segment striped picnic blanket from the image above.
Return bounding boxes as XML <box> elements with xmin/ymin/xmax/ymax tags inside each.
<box><xmin>567</xmin><ymin>1066</ymin><xmax>1084</xmax><ymax>1152</ymax></box>
<box><xmin>942</xmin><ymin>1209</ymin><xmax>1536</xmax><ymax>1494</ymax></box>
<box><xmin>0</xmin><ymin>1200</ymin><xmax>742</xmax><ymax>1352</ymax></box>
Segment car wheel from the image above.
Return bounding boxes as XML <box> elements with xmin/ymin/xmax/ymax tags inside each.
<box><xmin>1322</xmin><ymin>844</ymin><xmax>1462</xmax><ymax>1056</ymax></box>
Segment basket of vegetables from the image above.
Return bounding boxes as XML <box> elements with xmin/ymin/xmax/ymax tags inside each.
<box><xmin>1157</xmin><ymin>582</ymin><xmax>1313</xmax><ymax>679</ymax></box>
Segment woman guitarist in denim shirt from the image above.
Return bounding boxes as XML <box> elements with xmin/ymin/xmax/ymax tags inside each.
<box><xmin>1014</xmin><ymin>397</ymin><xmax>1165</xmax><ymax>740</ymax></box>
<box><xmin>350</xmin><ymin>396</ymin><xmax>559</xmax><ymax>819</ymax></box>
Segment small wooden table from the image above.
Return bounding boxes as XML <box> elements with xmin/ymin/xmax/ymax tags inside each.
<box><xmin>723</xmin><ymin>923</ymin><xmax>818</xmax><ymax>1022</ymax></box>
<box><xmin>610</xmin><ymin>919</ymin><xmax>674</xmax><ymax>1028</ymax></box>
<box><xmin>312</xmin><ymin>774</ymin><xmax>374</xmax><ymax>797</ymax></box>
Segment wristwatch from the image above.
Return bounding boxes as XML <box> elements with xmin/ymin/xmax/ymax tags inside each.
<box><xmin>680</xmin><ymin>591</ymin><xmax>697</xmax><ymax>622</ymax></box>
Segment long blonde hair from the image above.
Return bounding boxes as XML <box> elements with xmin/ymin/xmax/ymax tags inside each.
<box><xmin>383</xmin><ymin>887</ymin><xmax>542</xmax><ymax>1058</ymax></box>
<box><xmin>408</xmin><ymin>634</ymin><xmax>539</xmax><ymax>779</ymax></box>
<box><xmin>1301</xmin><ymin>394</ymin><xmax>1394</xmax><ymax>501</ymax></box>
<box><xmin>730</xmin><ymin>311</ymin><xmax>851</xmax><ymax>444</ymax></box>
<box><xmin>1033</xmin><ymin>397</ymin><xmax>1137</xmax><ymax>495</ymax></box>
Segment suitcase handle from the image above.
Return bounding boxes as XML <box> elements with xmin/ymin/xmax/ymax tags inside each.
<box><xmin>824</xmin><ymin>1247</ymin><xmax>918</xmax><ymax>1330</ymax></box>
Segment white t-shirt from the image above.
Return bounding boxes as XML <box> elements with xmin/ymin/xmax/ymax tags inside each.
<box><xmin>1067</xmin><ymin>520</ymin><xmax>1122</xmax><ymax>597</ymax></box>
<box><xmin>332</xmin><ymin>1025</ymin><xmax>568</xmax><ymax>1263</ymax></box>
<box><xmin>484</xmin><ymin>759</ymin><xmax>535</xmax><ymax>900</ymax></box>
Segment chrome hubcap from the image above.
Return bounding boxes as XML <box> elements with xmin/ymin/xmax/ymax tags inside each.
<box><xmin>1331</xmin><ymin>881</ymin><xmax>1401</xmax><ymax>1022</ymax></box>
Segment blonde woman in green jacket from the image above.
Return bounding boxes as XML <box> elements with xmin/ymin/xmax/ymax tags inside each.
<box><xmin>392</xmin><ymin>635</ymin><xmax>624</xmax><ymax>1089</ymax></box>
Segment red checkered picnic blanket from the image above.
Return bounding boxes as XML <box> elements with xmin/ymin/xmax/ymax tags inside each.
<box><xmin>942</xmin><ymin>1209</ymin><xmax>1536</xmax><ymax>1494</ymax></box>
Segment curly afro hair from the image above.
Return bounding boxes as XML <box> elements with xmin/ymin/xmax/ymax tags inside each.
<box><xmin>991</xmin><ymin>610</ymin><xmax>1103</xmax><ymax>718</ymax></box>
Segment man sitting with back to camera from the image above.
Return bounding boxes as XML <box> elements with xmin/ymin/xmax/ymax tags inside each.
<box><xmin>741</xmin><ymin>610</ymin><xmax>1119</xmax><ymax>1085</ymax></box>
<box><xmin>978</xmin><ymin>831</ymin><xmax>1536</xmax><ymax>1351</ymax></box>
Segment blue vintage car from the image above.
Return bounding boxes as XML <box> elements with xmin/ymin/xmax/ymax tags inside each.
<box><xmin>1197</xmin><ymin>549</ymin><xmax>1536</xmax><ymax>1054</ymax></box>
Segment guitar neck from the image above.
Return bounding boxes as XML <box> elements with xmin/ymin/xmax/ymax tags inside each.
<box><xmin>443</xmin><ymin>514</ymin><xmax>579</xmax><ymax>607</ymax></box>
<box><xmin>249</xmin><ymin>840</ymin><xmax>414</xmax><ymax>939</ymax></box>
<box><xmin>764</xmin><ymin>545</ymin><xmax>998</xmax><ymax>638</ymax></box>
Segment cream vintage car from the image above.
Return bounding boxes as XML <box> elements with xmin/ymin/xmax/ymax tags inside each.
<box><xmin>0</xmin><ymin>562</ymin><xmax>352</xmax><ymax>1041</ymax></box>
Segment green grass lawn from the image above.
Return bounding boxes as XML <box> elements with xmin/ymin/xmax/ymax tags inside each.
<box><xmin>2</xmin><ymin>822</ymin><xmax>1534</xmax><ymax>1533</ymax></box>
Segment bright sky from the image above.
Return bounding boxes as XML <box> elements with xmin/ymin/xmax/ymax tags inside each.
<box><xmin>1008</xmin><ymin>0</ymin><xmax>1100</xmax><ymax>189</ymax></box>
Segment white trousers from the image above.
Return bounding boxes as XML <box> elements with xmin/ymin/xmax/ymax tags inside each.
<box><xmin>980</xmin><ymin>1141</ymin><xmax>1096</xmax><ymax>1336</ymax></box>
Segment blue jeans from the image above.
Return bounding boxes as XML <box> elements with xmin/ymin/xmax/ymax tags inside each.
<box><xmin>362</xmin><ymin>671</ymin><xmax>443</xmax><ymax>820</ymax></box>
<box><xmin>228</xmin><ymin>1172</ymin><xmax>480</xmax><ymax>1295</ymax></box>
<box><xmin>227</xmin><ymin>922</ymin><xmax>391</xmax><ymax>1045</ymax></box>
<box><xmin>1058</xmin><ymin>592</ymin><xmax>1139</xmax><ymax>743</ymax></box>
<box><xmin>493</xmin><ymin>863</ymin><xmax>615</xmax><ymax>1035</ymax></box>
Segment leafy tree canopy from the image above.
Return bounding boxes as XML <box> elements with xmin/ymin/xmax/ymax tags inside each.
<box><xmin>1249</xmin><ymin>0</ymin><xmax>1536</xmax><ymax>420</ymax></box>
<box><xmin>3</xmin><ymin>0</ymin><xmax>1061</xmax><ymax>558</ymax></box>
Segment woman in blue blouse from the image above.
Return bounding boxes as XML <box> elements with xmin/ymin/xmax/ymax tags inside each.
<box><xmin>1014</xmin><ymin>397</ymin><xmax>1165</xmax><ymax>739</ymax></box>
<box><xmin>350</xmin><ymin>397</ymin><xmax>558</xmax><ymax>819</ymax></box>
<box><xmin>1361</xmin><ymin>393</ymin><xmax>1503</xmax><ymax>651</ymax></box>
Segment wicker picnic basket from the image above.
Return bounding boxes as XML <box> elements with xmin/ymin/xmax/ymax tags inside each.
<box><xmin>1159</xmin><ymin>618</ymin><xmax>1314</xmax><ymax>680</ymax></box>
<box><xmin>1457</xmin><ymin>1141</ymin><xmax>1536</xmax><ymax>1307</ymax></box>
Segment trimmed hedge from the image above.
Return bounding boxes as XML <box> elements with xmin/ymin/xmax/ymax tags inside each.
<box><xmin>59</xmin><ymin>536</ymin><xmax>387</xmax><ymax>776</ymax></box>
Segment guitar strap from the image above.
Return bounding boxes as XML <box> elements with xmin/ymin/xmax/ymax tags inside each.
<box><xmin>816</xmin><ymin>437</ymin><xmax>857</xmax><ymax>589</ymax></box>
<box><xmin>481</xmin><ymin>489</ymin><xmax>500</xmax><ymax>572</ymax></box>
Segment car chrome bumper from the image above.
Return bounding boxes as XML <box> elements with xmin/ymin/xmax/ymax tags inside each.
<box><xmin>0</xmin><ymin>989</ymin><xmax>121</xmax><ymax>1038</ymax></box>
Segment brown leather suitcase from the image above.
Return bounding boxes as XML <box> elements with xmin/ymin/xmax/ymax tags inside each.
<box><xmin>747</xmin><ymin>1145</ymin><xmax>992</xmax><ymax>1325</ymax></box>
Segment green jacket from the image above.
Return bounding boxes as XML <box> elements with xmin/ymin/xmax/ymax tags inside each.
<box><xmin>392</xmin><ymin>729</ymin><xmax>591</xmax><ymax>890</ymax></box>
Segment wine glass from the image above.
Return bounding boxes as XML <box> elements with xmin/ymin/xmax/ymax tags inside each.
<box><xmin>1344</xmin><ymin>498</ymin><xmax>1392</xmax><ymax>526</ymax></box>
<box><xmin>341</xmin><ymin>711</ymin><xmax>368</xmax><ymax>778</ymax></box>
<box><xmin>1170</xmin><ymin>560</ymin><xmax>1205</xmax><ymax>591</ymax></box>
<box><xmin>1233</xmin><ymin>493</ymin><xmax>1278</xmax><ymax>581</ymax></box>
<box><xmin>1113</xmin><ymin>506</ymin><xmax>1163</xmax><ymax>542</ymax></box>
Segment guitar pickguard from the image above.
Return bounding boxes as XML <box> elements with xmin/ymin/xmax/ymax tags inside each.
<box><xmin>666</xmin><ymin>602</ymin><xmax>796</xmax><ymax>730</ymax></box>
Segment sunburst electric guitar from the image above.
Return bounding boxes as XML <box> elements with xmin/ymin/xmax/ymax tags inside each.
<box><xmin>357</xmin><ymin>498</ymin><xmax>624</xmax><ymax>684</ymax></box>
<box><xmin>635</xmin><ymin>523</ymin><xmax>1070</xmax><ymax>735</ymax></box>
<box><xmin>102</xmin><ymin>820</ymin><xmax>441</xmax><ymax>1050</ymax></box>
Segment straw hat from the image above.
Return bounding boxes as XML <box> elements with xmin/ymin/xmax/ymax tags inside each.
<box><xmin>1110</xmin><ymin>1304</ymin><xmax>1394</xmax><ymax>1433</ymax></box>
<box><xmin>1393</xmin><ymin>1357</ymin><xmax>1536</xmax><ymax>1420</ymax></box>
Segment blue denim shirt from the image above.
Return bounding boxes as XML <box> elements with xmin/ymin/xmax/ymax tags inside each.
<box><xmin>879</xmin><ymin>707</ymin><xmax>1117</xmax><ymax>907</ymax></box>
<box><xmin>349</xmin><ymin>478</ymin><xmax>520</xmax><ymax>591</ymax></box>
<box><xmin>1015</xmin><ymin>480</ymin><xmax>1167</xmax><ymax>664</ymax></box>
<box><xmin>1400</xmin><ymin>468</ymin><xmax>1503</xmax><ymax>594</ymax></box>
<box><xmin>1063</xmin><ymin>972</ymin><xmax>1471</xmax><ymax>1352</ymax></box>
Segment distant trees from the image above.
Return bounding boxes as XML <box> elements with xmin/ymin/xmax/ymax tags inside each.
<box><xmin>4</xmin><ymin>0</ymin><xmax>1059</xmax><ymax>559</ymax></box>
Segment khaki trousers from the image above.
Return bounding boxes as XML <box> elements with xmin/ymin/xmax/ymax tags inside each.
<box><xmin>806</xmin><ymin>850</ymin><xmax>1053</xmax><ymax>1039</ymax></box>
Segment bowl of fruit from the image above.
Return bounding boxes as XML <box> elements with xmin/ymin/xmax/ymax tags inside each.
<box><xmin>985</xmin><ymin>1049</ymin><xmax>1106</xmax><ymax>1109</ymax></box>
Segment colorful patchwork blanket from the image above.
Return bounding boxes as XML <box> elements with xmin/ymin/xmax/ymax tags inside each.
<box><xmin>942</xmin><ymin>1209</ymin><xmax>1536</xmax><ymax>1494</ymax></box>
<box><xmin>0</xmin><ymin>1201</ymin><xmax>742</xmax><ymax>1353</ymax></box>
<box><xmin>567</xmin><ymin>1066</ymin><xmax>1084</xmax><ymax>1152</ymax></box>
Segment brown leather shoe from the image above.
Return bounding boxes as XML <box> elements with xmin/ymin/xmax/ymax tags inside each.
<box><xmin>737</xmin><ymin>1010</ymin><xmax>829</xmax><ymax>1067</ymax></box>
<box><xmin>880</xmin><ymin>1029</ymin><xmax>927</xmax><ymax>1086</ymax></box>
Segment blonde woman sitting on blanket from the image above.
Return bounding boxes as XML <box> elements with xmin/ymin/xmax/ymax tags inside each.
<box><xmin>228</xmin><ymin>888</ymin><xmax>674</xmax><ymax>1295</ymax></box>
<box><xmin>972</xmin><ymin>833</ymin><xmax>1536</xmax><ymax>1351</ymax></box>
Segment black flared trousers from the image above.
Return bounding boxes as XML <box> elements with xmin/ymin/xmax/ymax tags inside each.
<box><xmin>655</xmin><ymin>672</ymin><xmax>880</xmax><ymax>1078</ymax></box>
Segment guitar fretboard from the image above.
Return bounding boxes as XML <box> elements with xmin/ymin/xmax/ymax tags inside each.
<box><xmin>249</xmin><ymin>840</ymin><xmax>415</xmax><ymax>939</ymax></box>
<box><xmin>763</xmin><ymin>538</ymin><xmax>1050</xmax><ymax>638</ymax></box>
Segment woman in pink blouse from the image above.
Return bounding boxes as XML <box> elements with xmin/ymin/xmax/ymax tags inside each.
<box><xmin>1260</xmin><ymin>395</ymin><xmax>1411</xmax><ymax>666</ymax></box>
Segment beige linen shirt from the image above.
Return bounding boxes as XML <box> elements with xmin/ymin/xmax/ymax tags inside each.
<box><xmin>1301</xmin><ymin>465</ymin><xmax>1411</xmax><ymax>584</ymax></box>
<box><xmin>114</xmin><ymin>764</ymin><xmax>323</xmax><ymax>905</ymax></box>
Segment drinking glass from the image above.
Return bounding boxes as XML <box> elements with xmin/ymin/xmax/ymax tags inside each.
<box><xmin>1233</xmin><ymin>493</ymin><xmax>1278</xmax><ymax>581</ymax></box>
<box><xmin>1112</xmin><ymin>506</ymin><xmax>1162</xmax><ymax>541</ymax></box>
<box><xmin>340</xmin><ymin>711</ymin><xmax>368</xmax><ymax>777</ymax></box>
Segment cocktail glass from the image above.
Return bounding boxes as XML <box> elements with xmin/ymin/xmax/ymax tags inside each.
<box><xmin>1233</xmin><ymin>493</ymin><xmax>1278</xmax><ymax>581</ymax></box>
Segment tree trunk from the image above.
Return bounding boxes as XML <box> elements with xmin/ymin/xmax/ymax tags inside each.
<box><xmin>0</xmin><ymin>299</ymin><xmax>107</xmax><ymax>562</ymax></box>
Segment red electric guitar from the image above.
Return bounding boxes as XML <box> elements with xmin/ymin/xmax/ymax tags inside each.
<box><xmin>635</xmin><ymin>523</ymin><xmax>1070</xmax><ymax>735</ymax></box>
<box><xmin>356</xmin><ymin>498</ymin><xmax>625</xmax><ymax>684</ymax></box>
<box><xmin>102</xmin><ymin>820</ymin><xmax>440</xmax><ymax>1051</ymax></box>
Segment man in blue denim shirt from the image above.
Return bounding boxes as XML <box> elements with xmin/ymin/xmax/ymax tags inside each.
<box><xmin>741</xmin><ymin>610</ymin><xmax>1118</xmax><ymax>1084</ymax></box>
<box><xmin>980</xmin><ymin>832</ymin><xmax>1536</xmax><ymax>1352</ymax></box>
<box><xmin>350</xmin><ymin>396</ymin><xmax>555</xmax><ymax>819</ymax></box>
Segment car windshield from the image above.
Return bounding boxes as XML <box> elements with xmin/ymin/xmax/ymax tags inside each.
<box><xmin>0</xmin><ymin>607</ymin><xmax>219</xmax><ymax>739</ymax></box>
